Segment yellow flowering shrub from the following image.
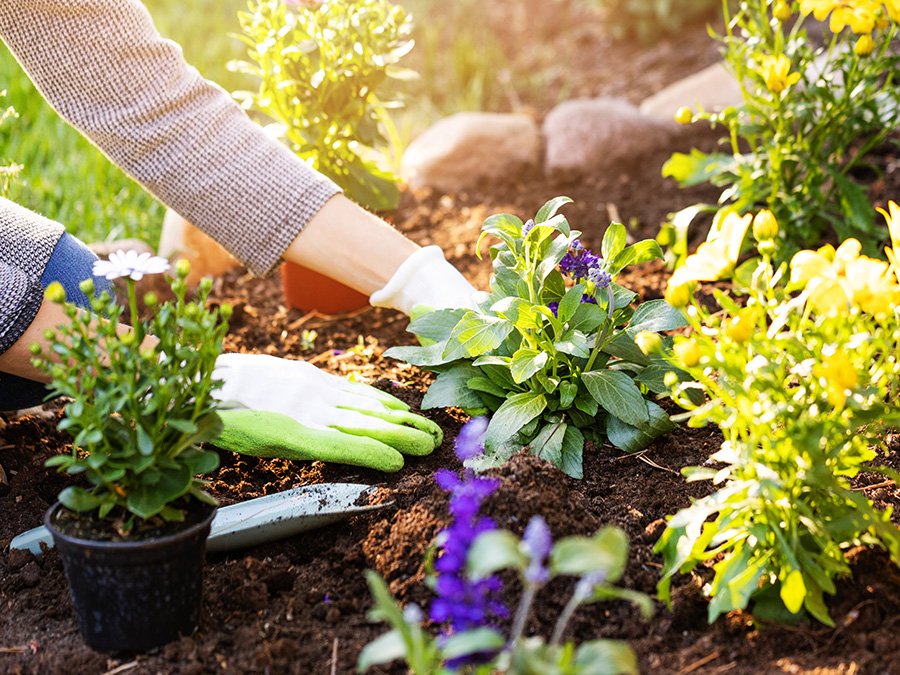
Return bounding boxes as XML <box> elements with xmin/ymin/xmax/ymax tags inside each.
<box><xmin>657</xmin><ymin>206</ymin><xmax>900</xmax><ymax>625</ymax></box>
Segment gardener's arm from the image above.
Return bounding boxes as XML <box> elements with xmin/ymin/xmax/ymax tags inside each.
<box><xmin>0</xmin><ymin>1</ymin><xmax>475</xmax><ymax>312</ymax></box>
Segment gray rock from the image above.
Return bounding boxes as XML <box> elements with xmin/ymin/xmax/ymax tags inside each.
<box><xmin>543</xmin><ymin>98</ymin><xmax>672</xmax><ymax>180</ymax></box>
<box><xmin>401</xmin><ymin>112</ymin><xmax>542</xmax><ymax>193</ymax></box>
<box><xmin>639</xmin><ymin>62</ymin><xmax>744</xmax><ymax>122</ymax></box>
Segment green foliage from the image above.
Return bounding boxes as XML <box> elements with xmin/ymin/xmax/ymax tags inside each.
<box><xmin>359</xmin><ymin>523</ymin><xmax>649</xmax><ymax>674</ymax></box>
<box><xmin>666</xmin><ymin>0</ymin><xmax>900</xmax><ymax>266</ymax></box>
<box><xmin>385</xmin><ymin>198</ymin><xmax>688</xmax><ymax>478</ymax></box>
<box><xmin>592</xmin><ymin>0</ymin><xmax>721</xmax><ymax>44</ymax></box>
<box><xmin>656</xmin><ymin>233</ymin><xmax>900</xmax><ymax>625</ymax></box>
<box><xmin>0</xmin><ymin>93</ymin><xmax>21</xmax><ymax>196</ymax></box>
<box><xmin>231</xmin><ymin>0</ymin><xmax>415</xmax><ymax>211</ymax></box>
<box><xmin>32</xmin><ymin>264</ymin><xmax>230</xmax><ymax>526</ymax></box>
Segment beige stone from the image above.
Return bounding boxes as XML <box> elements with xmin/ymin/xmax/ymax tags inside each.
<box><xmin>401</xmin><ymin>112</ymin><xmax>542</xmax><ymax>193</ymax></box>
<box><xmin>639</xmin><ymin>62</ymin><xmax>744</xmax><ymax>123</ymax></box>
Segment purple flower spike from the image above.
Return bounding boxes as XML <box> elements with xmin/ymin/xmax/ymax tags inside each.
<box><xmin>522</xmin><ymin>516</ymin><xmax>553</xmax><ymax>585</ymax></box>
<box><xmin>522</xmin><ymin>219</ymin><xmax>536</xmax><ymax>237</ymax></box>
<box><xmin>547</xmin><ymin>301</ymin><xmax>560</xmax><ymax>317</ymax></box>
<box><xmin>455</xmin><ymin>417</ymin><xmax>488</xmax><ymax>460</ymax></box>
<box><xmin>589</xmin><ymin>268</ymin><xmax>612</xmax><ymax>290</ymax></box>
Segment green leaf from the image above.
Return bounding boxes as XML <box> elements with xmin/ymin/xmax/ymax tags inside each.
<box><xmin>467</xmin><ymin>376</ymin><xmax>509</xmax><ymax>400</ymax></box>
<box><xmin>601</xmin><ymin>222</ymin><xmax>627</xmax><ymax>260</ymax></box>
<box><xmin>557</xmin><ymin>285</ymin><xmax>586</xmax><ymax>323</ymax></box>
<box><xmin>559</xmin><ymin>425</ymin><xmax>585</xmax><ymax>479</ymax></box>
<box><xmin>535</xmin><ymin>196</ymin><xmax>573</xmax><ymax>224</ymax></box>
<box><xmin>708</xmin><ymin>544</ymin><xmax>765</xmax><ymax>622</ymax></box>
<box><xmin>609</xmin><ymin>240</ymin><xmax>664</xmax><ymax>276</ymax></box>
<box><xmin>558</xmin><ymin>380</ymin><xmax>578</xmax><ymax>409</ymax></box>
<box><xmin>601</xmin><ymin>332</ymin><xmax>650</xmax><ymax>366</ymax></box>
<box><xmin>581</xmin><ymin>370</ymin><xmax>650</xmax><ymax>428</ymax></box>
<box><xmin>182</xmin><ymin>448</ymin><xmax>220</xmax><ymax>476</ymax></box>
<box><xmin>485</xmin><ymin>392</ymin><xmax>547</xmax><ymax>449</ymax></box>
<box><xmin>58</xmin><ymin>486</ymin><xmax>102</xmax><ymax>513</ymax></box>
<box><xmin>606</xmin><ymin>400</ymin><xmax>675</xmax><ymax>452</ymax></box>
<box><xmin>166</xmin><ymin>419</ymin><xmax>198</xmax><ymax>434</ymax></box>
<box><xmin>357</xmin><ymin>630</ymin><xmax>408</xmax><ymax>672</ymax></box>
<box><xmin>634</xmin><ymin>362</ymin><xmax>683</xmax><ymax>395</ymax></box>
<box><xmin>574</xmin><ymin>640</ymin><xmax>639</xmax><ymax>675</ymax></box>
<box><xmin>628</xmin><ymin>300</ymin><xmax>689</xmax><ymax>333</ymax></box>
<box><xmin>480</xmin><ymin>213</ymin><xmax>524</xmax><ymax>252</ymax></box>
<box><xmin>551</xmin><ymin>526</ymin><xmax>629</xmax><ymax>580</ymax></box>
<box><xmin>447</xmin><ymin>315</ymin><xmax>515</xmax><ymax>359</ymax></box>
<box><xmin>407</xmin><ymin>308</ymin><xmax>467</xmax><ymax>342</ymax></box>
<box><xmin>491</xmin><ymin>297</ymin><xmax>541</xmax><ymax>330</ymax></box>
<box><xmin>440</xmin><ymin>628</ymin><xmax>505</xmax><ymax>661</ymax></box>
<box><xmin>510</xmin><ymin>348</ymin><xmax>549</xmax><ymax>383</ymax></box>
<box><xmin>422</xmin><ymin>364</ymin><xmax>486</xmax><ymax>410</ymax></box>
<box><xmin>467</xmin><ymin>529</ymin><xmax>527</xmax><ymax>579</ymax></box>
<box><xmin>554</xmin><ymin>330</ymin><xmax>591</xmax><ymax>359</ymax></box>
<box><xmin>662</xmin><ymin>149</ymin><xmax>734</xmax><ymax>187</ymax></box>
<box><xmin>780</xmin><ymin>569</ymin><xmax>806</xmax><ymax>615</ymax></box>
<box><xmin>610</xmin><ymin>283</ymin><xmax>638</xmax><ymax>310</ymax></box>
<box><xmin>529</xmin><ymin>421</ymin><xmax>566</xmax><ymax>465</ymax></box>
<box><xmin>570</xmin><ymin>302</ymin><xmax>608</xmax><ymax>334</ymax></box>
<box><xmin>384</xmin><ymin>342</ymin><xmax>456</xmax><ymax>367</ymax></box>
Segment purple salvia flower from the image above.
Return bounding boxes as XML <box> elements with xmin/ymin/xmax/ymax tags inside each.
<box><xmin>455</xmin><ymin>416</ymin><xmax>489</xmax><ymax>460</ymax></box>
<box><xmin>521</xmin><ymin>515</ymin><xmax>553</xmax><ymax>586</ymax></box>
<box><xmin>547</xmin><ymin>301</ymin><xmax>560</xmax><ymax>317</ymax></box>
<box><xmin>589</xmin><ymin>268</ymin><xmax>612</xmax><ymax>290</ymax></box>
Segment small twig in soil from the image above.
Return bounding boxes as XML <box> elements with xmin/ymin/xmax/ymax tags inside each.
<box><xmin>0</xmin><ymin>462</ymin><xmax>6</xmax><ymax>485</ymax></box>
<box><xmin>286</xmin><ymin>309</ymin><xmax>321</xmax><ymax>332</ymax></box>
<box><xmin>614</xmin><ymin>449</ymin><xmax>677</xmax><ymax>474</ymax></box>
<box><xmin>0</xmin><ymin>645</ymin><xmax>28</xmax><ymax>654</ymax></box>
<box><xmin>100</xmin><ymin>662</ymin><xmax>139</xmax><ymax>675</ymax></box>
<box><xmin>329</xmin><ymin>636</ymin><xmax>339</xmax><ymax>675</ymax></box>
<box><xmin>677</xmin><ymin>651</ymin><xmax>720</xmax><ymax>674</ymax></box>
<box><xmin>852</xmin><ymin>480</ymin><xmax>896</xmax><ymax>492</ymax></box>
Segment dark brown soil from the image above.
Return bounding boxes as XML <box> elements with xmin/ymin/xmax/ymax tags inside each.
<box><xmin>5</xmin><ymin>8</ymin><xmax>900</xmax><ymax>675</ymax></box>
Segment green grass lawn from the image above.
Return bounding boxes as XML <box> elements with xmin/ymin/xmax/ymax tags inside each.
<box><xmin>0</xmin><ymin>0</ymin><xmax>511</xmax><ymax>247</ymax></box>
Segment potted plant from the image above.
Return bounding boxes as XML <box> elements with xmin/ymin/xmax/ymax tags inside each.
<box><xmin>30</xmin><ymin>252</ymin><xmax>231</xmax><ymax>652</ymax></box>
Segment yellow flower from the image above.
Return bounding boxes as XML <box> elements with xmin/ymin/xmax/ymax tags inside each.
<box><xmin>635</xmin><ymin>330</ymin><xmax>664</xmax><ymax>356</ymax></box>
<box><xmin>674</xmin><ymin>106</ymin><xmax>693</xmax><ymax>125</ymax></box>
<box><xmin>884</xmin><ymin>0</ymin><xmax>900</xmax><ymax>22</ymax></box>
<box><xmin>674</xmin><ymin>339</ymin><xmax>702</xmax><ymax>367</ymax></box>
<box><xmin>774</xmin><ymin>0</ymin><xmax>793</xmax><ymax>20</ymax></box>
<box><xmin>757</xmin><ymin>54</ymin><xmax>801</xmax><ymax>93</ymax></box>
<box><xmin>725</xmin><ymin>306</ymin><xmax>763</xmax><ymax>343</ymax></box>
<box><xmin>812</xmin><ymin>351</ymin><xmax>858</xmax><ymax>410</ymax></box>
<box><xmin>800</xmin><ymin>0</ymin><xmax>879</xmax><ymax>32</ymax></box>
<box><xmin>855</xmin><ymin>33</ymin><xmax>875</xmax><ymax>54</ymax></box>
<box><xmin>668</xmin><ymin>212</ymin><xmax>752</xmax><ymax>291</ymax></box>
<box><xmin>877</xmin><ymin>200</ymin><xmax>900</xmax><ymax>275</ymax></box>
<box><xmin>790</xmin><ymin>238</ymin><xmax>900</xmax><ymax>316</ymax></box>
<box><xmin>665</xmin><ymin>280</ymin><xmax>693</xmax><ymax>308</ymax></box>
<box><xmin>752</xmin><ymin>210</ymin><xmax>779</xmax><ymax>242</ymax></box>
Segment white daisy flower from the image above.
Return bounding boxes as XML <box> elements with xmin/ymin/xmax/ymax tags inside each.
<box><xmin>93</xmin><ymin>249</ymin><xmax>170</xmax><ymax>281</ymax></box>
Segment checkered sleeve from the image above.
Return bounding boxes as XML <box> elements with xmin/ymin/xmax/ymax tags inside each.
<box><xmin>0</xmin><ymin>0</ymin><xmax>342</xmax><ymax>277</ymax></box>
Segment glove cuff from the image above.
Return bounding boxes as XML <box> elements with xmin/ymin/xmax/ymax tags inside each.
<box><xmin>369</xmin><ymin>245</ymin><xmax>476</xmax><ymax>315</ymax></box>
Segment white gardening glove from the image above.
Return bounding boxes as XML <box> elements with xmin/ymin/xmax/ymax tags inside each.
<box><xmin>210</xmin><ymin>353</ymin><xmax>442</xmax><ymax>472</ymax></box>
<box><xmin>369</xmin><ymin>245</ymin><xmax>478</xmax><ymax>316</ymax></box>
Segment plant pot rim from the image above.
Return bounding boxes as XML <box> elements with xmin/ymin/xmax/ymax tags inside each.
<box><xmin>44</xmin><ymin>500</ymin><xmax>217</xmax><ymax>553</ymax></box>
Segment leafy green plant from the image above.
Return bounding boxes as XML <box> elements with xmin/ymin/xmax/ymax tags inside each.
<box><xmin>592</xmin><ymin>0</ymin><xmax>721</xmax><ymax>44</ymax></box>
<box><xmin>231</xmin><ymin>0</ymin><xmax>416</xmax><ymax>211</ymax></box>
<box><xmin>385</xmin><ymin>198</ymin><xmax>689</xmax><ymax>478</ymax></box>
<box><xmin>664</xmin><ymin>0</ymin><xmax>900</xmax><ymax>265</ymax></box>
<box><xmin>0</xmin><ymin>92</ymin><xmax>21</xmax><ymax>196</ymax></box>
<box><xmin>656</xmin><ymin>205</ymin><xmax>900</xmax><ymax>625</ymax></box>
<box><xmin>31</xmin><ymin>255</ymin><xmax>230</xmax><ymax>528</ymax></box>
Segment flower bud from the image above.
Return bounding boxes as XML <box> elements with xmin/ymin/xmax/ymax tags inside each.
<box><xmin>45</xmin><ymin>281</ymin><xmax>67</xmax><ymax>304</ymax></box>
<box><xmin>141</xmin><ymin>346</ymin><xmax>157</xmax><ymax>360</ymax></box>
<box><xmin>120</xmin><ymin>330</ymin><xmax>136</xmax><ymax>346</ymax></box>
<box><xmin>79</xmin><ymin>278</ymin><xmax>95</xmax><ymax>297</ymax></box>
<box><xmin>144</xmin><ymin>291</ymin><xmax>158</xmax><ymax>307</ymax></box>
<box><xmin>29</xmin><ymin>342</ymin><xmax>42</xmax><ymax>356</ymax></box>
<box><xmin>635</xmin><ymin>330</ymin><xmax>664</xmax><ymax>356</ymax></box>
<box><xmin>674</xmin><ymin>339</ymin><xmax>702</xmax><ymax>367</ymax></box>
<box><xmin>665</xmin><ymin>282</ymin><xmax>692</xmax><ymax>308</ymax></box>
<box><xmin>752</xmin><ymin>210</ymin><xmax>779</xmax><ymax>242</ymax></box>
<box><xmin>200</xmin><ymin>277</ymin><xmax>213</xmax><ymax>294</ymax></box>
<box><xmin>656</xmin><ymin>223</ymin><xmax>676</xmax><ymax>247</ymax></box>
<box><xmin>773</xmin><ymin>1</ymin><xmax>791</xmax><ymax>21</ymax></box>
<box><xmin>663</xmin><ymin>370</ymin><xmax>679</xmax><ymax>388</ymax></box>
<box><xmin>43</xmin><ymin>328</ymin><xmax>56</xmax><ymax>342</ymax></box>
<box><xmin>175</xmin><ymin>258</ymin><xmax>191</xmax><ymax>280</ymax></box>
<box><xmin>725</xmin><ymin>308</ymin><xmax>759</xmax><ymax>344</ymax></box>
<box><xmin>855</xmin><ymin>34</ymin><xmax>875</xmax><ymax>56</ymax></box>
<box><xmin>674</xmin><ymin>106</ymin><xmax>693</xmax><ymax>125</ymax></box>
<box><xmin>220</xmin><ymin>303</ymin><xmax>234</xmax><ymax>320</ymax></box>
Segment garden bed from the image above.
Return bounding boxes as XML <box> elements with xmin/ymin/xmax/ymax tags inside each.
<box><xmin>5</xmin><ymin>11</ymin><xmax>900</xmax><ymax>674</ymax></box>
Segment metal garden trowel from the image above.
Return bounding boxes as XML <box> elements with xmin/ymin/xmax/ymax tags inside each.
<box><xmin>10</xmin><ymin>483</ymin><xmax>392</xmax><ymax>555</ymax></box>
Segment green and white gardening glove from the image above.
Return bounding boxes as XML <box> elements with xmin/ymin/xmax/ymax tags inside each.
<box><xmin>369</xmin><ymin>245</ymin><xmax>478</xmax><ymax>317</ymax></box>
<box><xmin>210</xmin><ymin>353</ymin><xmax>441</xmax><ymax>472</ymax></box>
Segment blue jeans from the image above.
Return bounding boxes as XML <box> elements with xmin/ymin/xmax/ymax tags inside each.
<box><xmin>0</xmin><ymin>233</ymin><xmax>115</xmax><ymax>411</ymax></box>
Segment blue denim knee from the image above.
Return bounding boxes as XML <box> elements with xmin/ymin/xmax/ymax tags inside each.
<box><xmin>0</xmin><ymin>233</ymin><xmax>115</xmax><ymax>411</ymax></box>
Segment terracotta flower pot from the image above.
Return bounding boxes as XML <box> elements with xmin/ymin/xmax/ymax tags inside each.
<box><xmin>44</xmin><ymin>501</ymin><xmax>216</xmax><ymax>653</ymax></box>
<box><xmin>281</xmin><ymin>261</ymin><xmax>370</xmax><ymax>314</ymax></box>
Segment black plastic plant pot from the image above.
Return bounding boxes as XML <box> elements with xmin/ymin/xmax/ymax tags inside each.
<box><xmin>44</xmin><ymin>501</ymin><xmax>216</xmax><ymax>653</ymax></box>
